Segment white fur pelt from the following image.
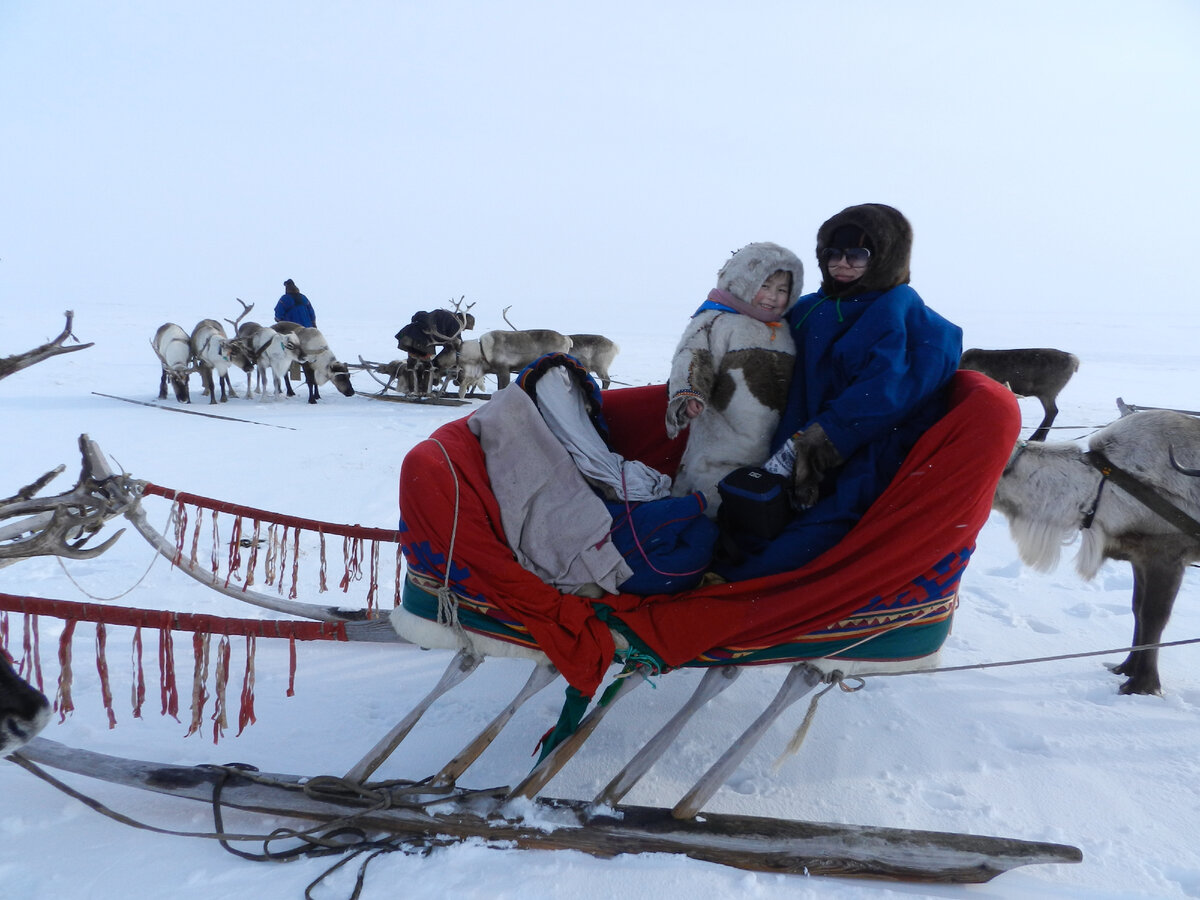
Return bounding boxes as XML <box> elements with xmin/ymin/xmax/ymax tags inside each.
<box><xmin>993</xmin><ymin>410</ymin><xmax>1200</xmax><ymax>579</ymax></box>
<box><xmin>666</xmin><ymin>310</ymin><xmax>795</xmax><ymax>513</ymax></box>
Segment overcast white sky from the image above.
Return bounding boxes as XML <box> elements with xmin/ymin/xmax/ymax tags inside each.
<box><xmin>2</xmin><ymin>1</ymin><xmax>1199</xmax><ymax>356</ymax></box>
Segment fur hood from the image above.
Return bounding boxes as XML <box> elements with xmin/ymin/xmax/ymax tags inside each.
<box><xmin>716</xmin><ymin>242</ymin><xmax>805</xmax><ymax>314</ymax></box>
<box><xmin>815</xmin><ymin>204</ymin><xmax>913</xmax><ymax>298</ymax></box>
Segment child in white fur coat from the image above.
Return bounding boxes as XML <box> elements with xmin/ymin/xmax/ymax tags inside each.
<box><xmin>666</xmin><ymin>241</ymin><xmax>805</xmax><ymax>515</ymax></box>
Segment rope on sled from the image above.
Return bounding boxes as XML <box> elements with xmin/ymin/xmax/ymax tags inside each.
<box><xmin>142</xmin><ymin>482</ymin><xmax>402</xmax><ymax>614</ymax></box>
<box><xmin>425</xmin><ymin>439</ymin><xmax>474</xmax><ymax>654</ymax></box>
<box><xmin>0</xmin><ymin>592</ymin><xmax>349</xmax><ymax>744</ymax></box>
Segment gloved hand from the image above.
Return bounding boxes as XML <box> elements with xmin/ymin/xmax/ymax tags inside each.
<box><xmin>790</xmin><ymin>423</ymin><xmax>843</xmax><ymax>508</ymax></box>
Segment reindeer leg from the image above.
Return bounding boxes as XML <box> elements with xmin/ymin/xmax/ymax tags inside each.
<box><xmin>1116</xmin><ymin>559</ymin><xmax>1183</xmax><ymax>696</ymax></box>
<box><xmin>1029</xmin><ymin>398</ymin><xmax>1058</xmax><ymax>442</ymax></box>
<box><xmin>158</xmin><ymin>370</ymin><xmax>169</xmax><ymax>400</ymax></box>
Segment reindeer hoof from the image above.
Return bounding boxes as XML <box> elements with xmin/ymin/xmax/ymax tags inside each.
<box><xmin>1118</xmin><ymin>678</ymin><xmax>1162</xmax><ymax>697</ymax></box>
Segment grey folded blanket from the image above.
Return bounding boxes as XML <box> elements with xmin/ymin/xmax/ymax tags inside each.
<box><xmin>468</xmin><ymin>383</ymin><xmax>634</xmax><ymax>594</ymax></box>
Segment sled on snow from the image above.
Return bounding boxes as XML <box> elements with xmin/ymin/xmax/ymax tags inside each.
<box><xmin>3</xmin><ymin>371</ymin><xmax>1085</xmax><ymax>881</ymax></box>
<box><xmin>322</xmin><ymin>368</ymin><xmax>1081</xmax><ymax>878</ymax></box>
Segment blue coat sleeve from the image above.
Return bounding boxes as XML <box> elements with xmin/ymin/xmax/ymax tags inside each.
<box><xmin>813</xmin><ymin>287</ymin><xmax>962</xmax><ymax>460</ymax></box>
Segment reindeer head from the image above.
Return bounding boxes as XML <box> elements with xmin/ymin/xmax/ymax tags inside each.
<box><xmin>225</xmin><ymin>337</ymin><xmax>255</xmax><ymax>373</ymax></box>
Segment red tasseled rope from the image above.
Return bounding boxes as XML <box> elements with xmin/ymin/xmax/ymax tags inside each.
<box><xmin>365</xmin><ymin>541</ymin><xmax>380</xmax><ymax>613</ymax></box>
<box><xmin>172</xmin><ymin>499</ymin><xmax>188</xmax><ymax>565</ymax></box>
<box><xmin>264</xmin><ymin>523</ymin><xmax>278</xmax><ymax>586</ymax></box>
<box><xmin>211</xmin><ymin>635</ymin><xmax>230</xmax><ymax>745</ymax></box>
<box><xmin>189</xmin><ymin>506</ymin><xmax>204</xmax><ymax>568</ymax></box>
<box><xmin>131</xmin><ymin>626</ymin><xmax>146</xmax><ymax>719</ymax></box>
<box><xmin>237</xmin><ymin>634</ymin><xmax>257</xmax><ymax>735</ymax></box>
<box><xmin>159</xmin><ymin>616</ymin><xmax>180</xmax><ymax>721</ymax></box>
<box><xmin>95</xmin><ymin>622</ymin><xmax>117</xmax><ymax>729</ymax></box>
<box><xmin>287</xmin><ymin>636</ymin><xmax>297</xmax><ymax>698</ymax></box>
<box><xmin>210</xmin><ymin>509</ymin><xmax>221</xmax><ymax>578</ymax></box>
<box><xmin>28</xmin><ymin>614</ymin><xmax>44</xmax><ymax>694</ymax></box>
<box><xmin>244</xmin><ymin>519</ymin><xmax>261</xmax><ymax>589</ymax></box>
<box><xmin>186</xmin><ymin>632</ymin><xmax>210</xmax><ymax>737</ymax></box>
<box><xmin>21</xmin><ymin>613</ymin><xmax>33</xmax><ymax>678</ymax></box>
<box><xmin>289</xmin><ymin>527</ymin><xmax>301</xmax><ymax>600</ymax></box>
<box><xmin>276</xmin><ymin>525</ymin><xmax>290</xmax><ymax>597</ymax></box>
<box><xmin>340</xmin><ymin>536</ymin><xmax>364</xmax><ymax>593</ymax></box>
<box><xmin>54</xmin><ymin>620</ymin><xmax>78</xmax><ymax>721</ymax></box>
<box><xmin>141</xmin><ymin>483</ymin><xmax>401</xmax><ymax>543</ymax></box>
<box><xmin>318</xmin><ymin>533</ymin><xmax>328</xmax><ymax>592</ymax></box>
<box><xmin>225</xmin><ymin>515</ymin><xmax>244</xmax><ymax>588</ymax></box>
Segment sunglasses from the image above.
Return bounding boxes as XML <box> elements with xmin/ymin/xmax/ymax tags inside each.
<box><xmin>821</xmin><ymin>247</ymin><xmax>871</xmax><ymax>267</ymax></box>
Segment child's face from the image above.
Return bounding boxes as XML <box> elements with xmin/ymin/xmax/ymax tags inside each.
<box><xmin>752</xmin><ymin>270</ymin><xmax>791</xmax><ymax>314</ymax></box>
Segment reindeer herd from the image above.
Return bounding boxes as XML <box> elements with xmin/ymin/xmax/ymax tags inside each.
<box><xmin>151</xmin><ymin>298</ymin><xmax>621</xmax><ymax>406</ymax></box>
<box><xmin>151</xmin><ymin>301</ymin><xmax>353</xmax><ymax>405</ymax></box>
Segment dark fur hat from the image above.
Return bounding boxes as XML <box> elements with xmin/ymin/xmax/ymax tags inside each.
<box><xmin>284</xmin><ymin>278</ymin><xmax>298</xmax><ymax>293</ymax></box>
<box><xmin>815</xmin><ymin>204</ymin><xmax>912</xmax><ymax>298</ymax></box>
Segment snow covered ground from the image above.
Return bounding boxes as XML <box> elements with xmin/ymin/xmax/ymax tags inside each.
<box><xmin>2</xmin><ymin>2</ymin><xmax>1200</xmax><ymax>898</ymax></box>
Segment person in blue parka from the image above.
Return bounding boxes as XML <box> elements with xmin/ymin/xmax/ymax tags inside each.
<box><xmin>713</xmin><ymin>203</ymin><xmax>963</xmax><ymax>581</ymax></box>
<box><xmin>274</xmin><ymin>278</ymin><xmax>317</xmax><ymax>328</ymax></box>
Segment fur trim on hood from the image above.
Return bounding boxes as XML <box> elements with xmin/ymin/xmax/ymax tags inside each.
<box><xmin>716</xmin><ymin>242</ymin><xmax>805</xmax><ymax>314</ymax></box>
<box><xmin>815</xmin><ymin>204</ymin><xmax>913</xmax><ymax>298</ymax></box>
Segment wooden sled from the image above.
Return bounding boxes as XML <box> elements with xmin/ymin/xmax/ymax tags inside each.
<box><xmin>285</xmin><ymin>369</ymin><xmax>1084</xmax><ymax>879</ymax></box>
<box><xmin>3</xmin><ymin>372</ymin><xmax>1084</xmax><ymax>880</ymax></box>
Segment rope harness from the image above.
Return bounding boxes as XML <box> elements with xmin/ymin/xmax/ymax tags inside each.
<box><xmin>1082</xmin><ymin>449</ymin><xmax>1200</xmax><ymax>538</ymax></box>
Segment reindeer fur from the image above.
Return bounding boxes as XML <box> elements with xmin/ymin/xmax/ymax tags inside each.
<box><xmin>960</xmin><ymin>348</ymin><xmax>1079</xmax><ymax>442</ymax></box>
<box><xmin>0</xmin><ymin>653</ymin><xmax>49</xmax><ymax>757</ymax></box>
<box><xmin>993</xmin><ymin>409</ymin><xmax>1200</xmax><ymax>694</ymax></box>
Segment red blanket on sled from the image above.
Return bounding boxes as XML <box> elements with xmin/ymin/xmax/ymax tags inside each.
<box><xmin>398</xmin><ymin>371</ymin><xmax>1020</xmax><ymax>696</ymax></box>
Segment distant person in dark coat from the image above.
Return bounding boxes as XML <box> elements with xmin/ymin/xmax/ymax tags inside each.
<box><xmin>274</xmin><ymin>279</ymin><xmax>317</xmax><ymax>328</ymax></box>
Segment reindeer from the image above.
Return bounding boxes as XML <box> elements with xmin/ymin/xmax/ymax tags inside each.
<box><xmin>190</xmin><ymin>319</ymin><xmax>253</xmax><ymax>404</ymax></box>
<box><xmin>238</xmin><ymin>322</ymin><xmax>300</xmax><ymax>399</ymax></box>
<box><xmin>959</xmin><ymin>348</ymin><xmax>1079</xmax><ymax>442</ymax></box>
<box><xmin>0</xmin><ymin>654</ymin><xmax>49</xmax><ymax>757</ymax></box>
<box><xmin>992</xmin><ymin>409</ymin><xmax>1200</xmax><ymax>695</ymax></box>
<box><xmin>457</xmin><ymin>329</ymin><xmax>573</xmax><ymax>395</ymax></box>
<box><xmin>151</xmin><ymin>323</ymin><xmax>194</xmax><ymax>403</ymax></box>
<box><xmin>273</xmin><ymin>324</ymin><xmax>354</xmax><ymax>403</ymax></box>
<box><xmin>393</xmin><ymin>300</ymin><xmax>477</xmax><ymax>398</ymax></box>
<box><xmin>567</xmin><ymin>334</ymin><xmax>620</xmax><ymax>389</ymax></box>
<box><xmin>395</xmin><ymin>303</ymin><xmax>476</xmax><ymax>358</ymax></box>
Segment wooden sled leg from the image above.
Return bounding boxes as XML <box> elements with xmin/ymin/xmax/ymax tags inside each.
<box><xmin>672</xmin><ymin>662</ymin><xmax>823</xmax><ymax>820</ymax></box>
<box><xmin>430</xmin><ymin>662</ymin><xmax>559</xmax><ymax>788</ymax></box>
<box><xmin>593</xmin><ymin>665</ymin><xmax>740</xmax><ymax>808</ymax></box>
<box><xmin>506</xmin><ymin>673</ymin><xmax>643</xmax><ymax>803</ymax></box>
<box><xmin>345</xmin><ymin>648</ymin><xmax>482</xmax><ymax>782</ymax></box>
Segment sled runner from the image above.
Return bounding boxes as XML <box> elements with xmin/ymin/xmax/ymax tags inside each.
<box><xmin>15</xmin><ymin>736</ymin><xmax>1081</xmax><ymax>883</ymax></box>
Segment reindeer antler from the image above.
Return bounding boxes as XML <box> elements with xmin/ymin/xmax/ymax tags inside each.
<box><xmin>501</xmin><ymin>306</ymin><xmax>519</xmax><ymax>331</ymax></box>
<box><xmin>223</xmin><ymin>298</ymin><xmax>255</xmax><ymax>332</ymax></box>
<box><xmin>0</xmin><ymin>435</ymin><xmax>138</xmax><ymax>565</ymax></box>
<box><xmin>0</xmin><ymin>311</ymin><xmax>95</xmax><ymax>381</ymax></box>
